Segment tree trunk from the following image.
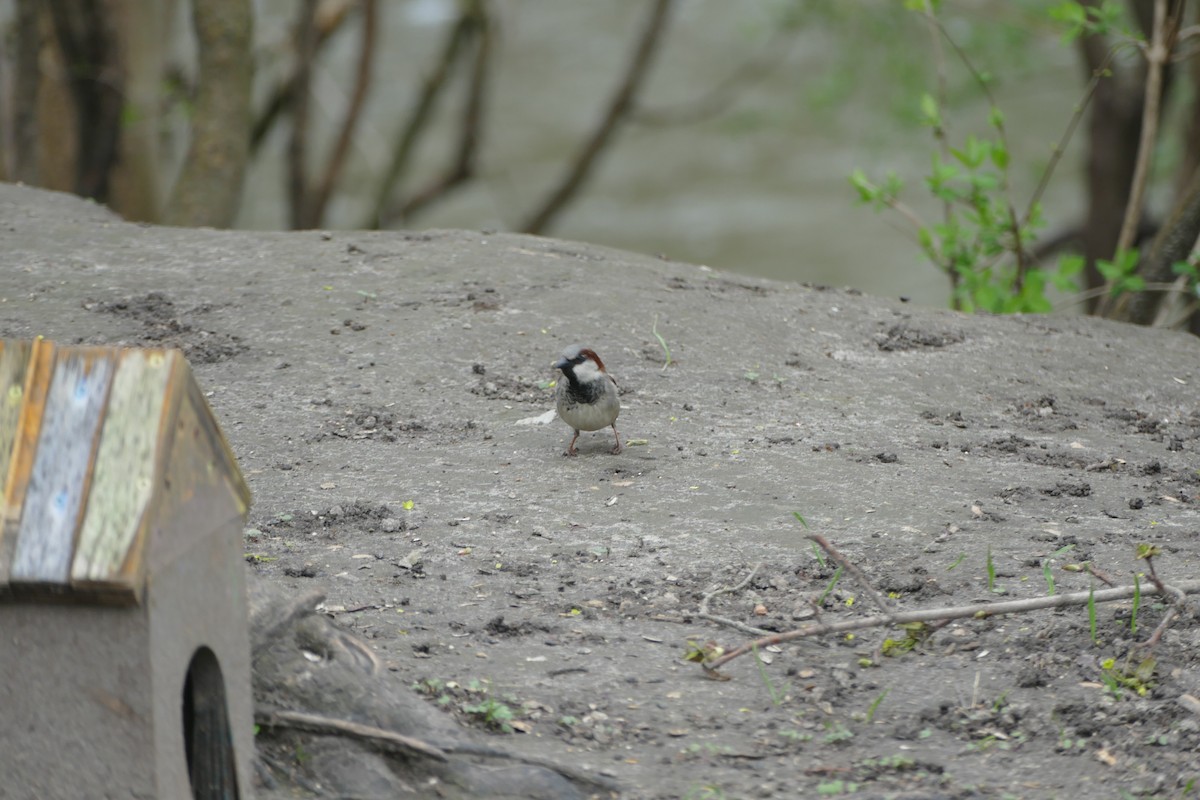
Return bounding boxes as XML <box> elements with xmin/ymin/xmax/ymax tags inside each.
<box><xmin>1077</xmin><ymin>29</ymin><xmax>1144</xmax><ymax>311</ymax></box>
<box><xmin>165</xmin><ymin>0</ymin><xmax>253</xmax><ymax>228</ymax></box>
<box><xmin>108</xmin><ymin>0</ymin><xmax>176</xmax><ymax>223</ymax></box>
<box><xmin>10</xmin><ymin>0</ymin><xmax>43</xmax><ymax>184</ymax></box>
<box><xmin>45</xmin><ymin>0</ymin><xmax>123</xmax><ymax>202</ymax></box>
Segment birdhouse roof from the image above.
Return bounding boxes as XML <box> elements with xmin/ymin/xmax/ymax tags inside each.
<box><xmin>0</xmin><ymin>339</ymin><xmax>250</xmax><ymax>604</ymax></box>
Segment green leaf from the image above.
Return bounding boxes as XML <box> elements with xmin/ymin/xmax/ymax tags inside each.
<box><xmin>1136</xmin><ymin>543</ymin><xmax>1162</xmax><ymax>560</ymax></box>
<box><xmin>849</xmin><ymin>169</ymin><xmax>876</xmax><ymax>203</ymax></box>
<box><xmin>1057</xmin><ymin>254</ymin><xmax>1084</xmax><ymax>277</ymax></box>
<box><xmin>882</xmin><ymin>171</ymin><xmax>904</xmax><ymax>198</ymax></box>
<box><xmin>1120</xmin><ymin>275</ymin><xmax>1145</xmax><ymax>294</ymax></box>
<box><xmin>1131</xmin><ymin>572</ymin><xmax>1141</xmax><ymax>634</ymax></box>
<box><xmin>1017</xmin><ymin>273</ymin><xmax>1052</xmax><ymax>313</ymax></box>
<box><xmin>1048</xmin><ymin>1</ymin><xmax>1088</xmax><ymax>42</ymax></box>
<box><xmin>1113</xmin><ymin>248</ymin><xmax>1139</xmax><ymax>274</ymax></box>
<box><xmin>989</xmin><ymin>142</ymin><xmax>1009</xmax><ymax>170</ymax></box>
<box><xmin>1100</xmin><ymin>254</ymin><xmax>1147</xmax><ymax>296</ymax></box>
<box><xmin>1170</xmin><ymin>260</ymin><xmax>1198</xmax><ymax>279</ymax></box>
<box><xmin>917</xmin><ymin>226</ymin><xmax>936</xmax><ymax>260</ymax></box>
<box><xmin>1049</xmin><ymin>270</ymin><xmax>1080</xmax><ymax>293</ymax></box>
<box><xmin>919</xmin><ymin>93</ymin><xmax>941</xmax><ymax>128</ymax></box>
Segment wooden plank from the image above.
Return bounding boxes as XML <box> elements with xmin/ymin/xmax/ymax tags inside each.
<box><xmin>0</xmin><ymin>340</ymin><xmax>31</xmax><ymax>597</ymax></box>
<box><xmin>10</xmin><ymin>349</ymin><xmax>115</xmax><ymax>587</ymax></box>
<box><xmin>0</xmin><ymin>338</ymin><xmax>55</xmax><ymax>590</ymax></box>
<box><xmin>143</xmin><ymin>359</ymin><xmax>250</xmax><ymax>576</ymax></box>
<box><xmin>0</xmin><ymin>341</ymin><xmax>33</xmax><ymax>522</ymax></box>
<box><xmin>71</xmin><ymin>349</ymin><xmax>174</xmax><ymax>595</ymax></box>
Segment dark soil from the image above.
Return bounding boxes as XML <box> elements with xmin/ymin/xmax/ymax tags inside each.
<box><xmin>4</xmin><ymin>183</ymin><xmax>1200</xmax><ymax>799</ymax></box>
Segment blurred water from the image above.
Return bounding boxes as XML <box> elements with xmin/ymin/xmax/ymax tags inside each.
<box><xmin>243</xmin><ymin>0</ymin><xmax>1085</xmax><ymax>307</ymax></box>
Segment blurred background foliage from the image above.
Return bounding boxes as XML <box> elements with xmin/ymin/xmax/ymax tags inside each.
<box><xmin>2</xmin><ymin>0</ymin><xmax>1199</xmax><ymax>329</ymax></box>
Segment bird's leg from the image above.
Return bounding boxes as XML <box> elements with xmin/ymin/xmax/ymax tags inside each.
<box><xmin>610</xmin><ymin>424</ymin><xmax>622</xmax><ymax>455</ymax></box>
<box><xmin>565</xmin><ymin>429</ymin><xmax>580</xmax><ymax>456</ymax></box>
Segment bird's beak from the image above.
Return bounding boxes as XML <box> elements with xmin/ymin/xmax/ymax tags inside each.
<box><xmin>553</xmin><ymin>357</ymin><xmax>568</xmax><ymax>370</ymax></box>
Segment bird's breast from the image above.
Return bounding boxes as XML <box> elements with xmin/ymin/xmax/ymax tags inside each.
<box><xmin>557</xmin><ymin>378</ymin><xmax>619</xmax><ymax>431</ymax></box>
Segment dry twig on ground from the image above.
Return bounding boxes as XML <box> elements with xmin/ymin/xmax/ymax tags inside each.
<box><xmin>694</xmin><ymin>536</ymin><xmax>1198</xmax><ymax>678</ymax></box>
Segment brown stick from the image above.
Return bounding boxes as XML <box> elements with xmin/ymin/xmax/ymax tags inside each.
<box><xmin>702</xmin><ymin>578</ymin><xmax>1200</xmax><ymax>674</ymax></box>
<box><xmin>1140</xmin><ymin>556</ymin><xmax>1189</xmax><ymax>647</ymax></box>
<box><xmin>696</xmin><ymin>563</ymin><xmax>768</xmax><ymax>636</ymax></box>
<box><xmin>520</xmin><ymin>0</ymin><xmax>674</xmax><ymax>234</ymax></box>
<box><xmin>287</xmin><ymin>0</ymin><xmax>319</xmax><ymax>229</ymax></box>
<box><xmin>256</xmin><ymin>709</ymin><xmax>448</xmax><ymax>761</ymax></box>
<box><xmin>257</xmin><ymin>709</ymin><xmax>622</xmax><ymax>791</ymax></box>
<box><xmin>806</xmin><ymin>534</ymin><xmax>895</xmax><ymax>619</ymax></box>
<box><xmin>1115</xmin><ymin>0</ymin><xmax>1173</xmax><ymax>258</ymax></box>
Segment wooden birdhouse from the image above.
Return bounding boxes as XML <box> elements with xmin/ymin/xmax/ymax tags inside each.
<box><xmin>0</xmin><ymin>339</ymin><xmax>254</xmax><ymax>799</ymax></box>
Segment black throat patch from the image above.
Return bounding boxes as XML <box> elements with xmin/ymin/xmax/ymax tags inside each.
<box><xmin>563</xmin><ymin>368</ymin><xmax>606</xmax><ymax>404</ymax></box>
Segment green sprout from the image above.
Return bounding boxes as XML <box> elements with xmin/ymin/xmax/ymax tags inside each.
<box><xmin>865</xmin><ymin>688</ymin><xmax>890</xmax><ymax>723</ymax></box>
<box><xmin>818</xmin><ymin>566</ymin><xmax>844</xmax><ymax>606</ymax></box>
<box><xmin>1130</xmin><ymin>572</ymin><xmax>1141</xmax><ymax>634</ymax></box>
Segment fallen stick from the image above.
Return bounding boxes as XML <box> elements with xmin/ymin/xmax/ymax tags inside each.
<box><xmin>255</xmin><ymin>708</ymin><xmax>623</xmax><ymax>791</ymax></box>
<box><xmin>697</xmin><ymin>562</ymin><xmax>768</xmax><ymax>636</ymax></box>
<box><xmin>807</xmin><ymin>533</ymin><xmax>896</xmax><ymax>619</ymax></box>
<box><xmin>255</xmin><ymin>709</ymin><xmax>448</xmax><ymax>761</ymax></box>
<box><xmin>702</xmin><ymin>578</ymin><xmax>1200</xmax><ymax>674</ymax></box>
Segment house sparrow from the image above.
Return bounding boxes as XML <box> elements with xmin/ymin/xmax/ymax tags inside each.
<box><xmin>553</xmin><ymin>344</ymin><xmax>621</xmax><ymax>456</ymax></box>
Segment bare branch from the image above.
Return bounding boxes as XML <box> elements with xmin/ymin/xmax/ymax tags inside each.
<box><xmin>287</xmin><ymin>0</ymin><xmax>319</xmax><ymax>229</ymax></box>
<box><xmin>1141</xmin><ymin>554</ymin><xmax>1189</xmax><ymax>647</ymax></box>
<box><xmin>807</xmin><ymin>534</ymin><xmax>895</xmax><ymax>619</ymax></box>
<box><xmin>1075</xmin><ymin>1</ymin><xmax>1147</xmax><ymax>311</ymax></box>
<box><xmin>1125</xmin><ymin>156</ymin><xmax>1200</xmax><ymax>324</ymax></box>
<box><xmin>305</xmin><ymin>0</ymin><xmax>378</xmax><ymax>227</ymax></box>
<box><xmin>364</xmin><ymin>7</ymin><xmax>477</xmax><ymax>229</ymax></box>
<box><xmin>696</xmin><ymin>563</ymin><xmax>768</xmax><ymax>636</ymax></box>
<box><xmin>1025</xmin><ymin>49</ymin><xmax>1118</xmax><ymax>238</ymax></box>
<box><xmin>381</xmin><ymin>0</ymin><xmax>491</xmax><ymax>225</ymax></box>
<box><xmin>703</xmin><ymin>577</ymin><xmax>1200</xmax><ymax>674</ymax></box>
<box><xmin>1114</xmin><ymin>0</ymin><xmax>1171</xmax><ymax>258</ymax></box>
<box><xmin>520</xmin><ymin>0</ymin><xmax>675</xmax><ymax>234</ymax></box>
<box><xmin>250</xmin><ymin>0</ymin><xmax>359</xmax><ymax>155</ymax></box>
<box><xmin>1101</xmin><ymin>0</ymin><xmax>1188</xmax><ymax>317</ymax></box>
<box><xmin>631</xmin><ymin>30</ymin><xmax>795</xmax><ymax>126</ymax></box>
